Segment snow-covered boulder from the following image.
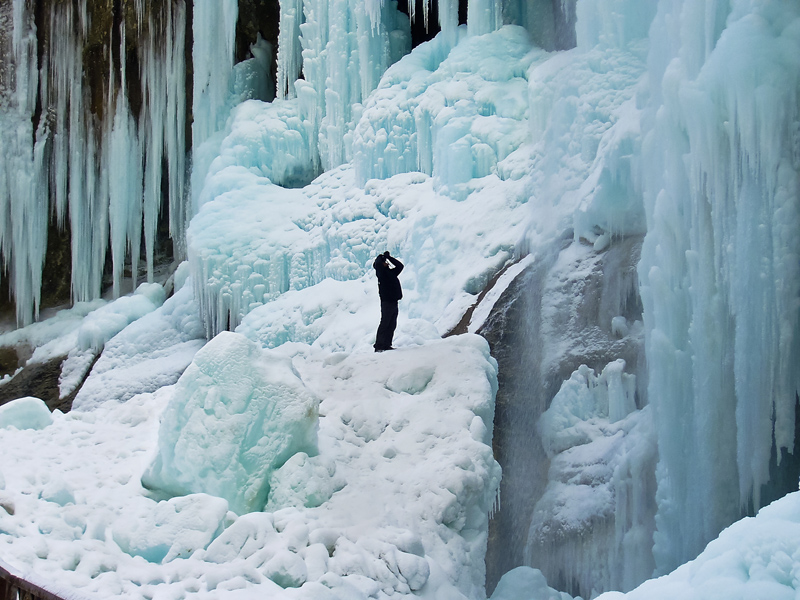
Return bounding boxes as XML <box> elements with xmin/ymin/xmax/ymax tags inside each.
<box><xmin>142</xmin><ymin>332</ymin><xmax>319</xmax><ymax>514</ymax></box>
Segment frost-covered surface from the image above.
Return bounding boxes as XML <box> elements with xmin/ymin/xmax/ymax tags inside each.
<box><xmin>71</xmin><ymin>277</ymin><xmax>205</xmax><ymax>410</ymax></box>
<box><xmin>0</xmin><ymin>334</ymin><xmax>500</xmax><ymax>600</ymax></box>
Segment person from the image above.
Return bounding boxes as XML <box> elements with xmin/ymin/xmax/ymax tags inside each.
<box><xmin>373</xmin><ymin>251</ymin><xmax>403</xmax><ymax>352</ymax></box>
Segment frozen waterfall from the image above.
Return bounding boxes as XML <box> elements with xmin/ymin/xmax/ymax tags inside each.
<box><xmin>0</xmin><ymin>0</ymin><xmax>187</xmax><ymax>325</ymax></box>
<box><xmin>639</xmin><ymin>0</ymin><xmax>800</xmax><ymax>576</ymax></box>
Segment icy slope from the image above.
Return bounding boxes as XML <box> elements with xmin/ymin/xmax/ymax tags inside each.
<box><xmin>0</xmin><ymin>334</ymin><xmax>499</xmax><ymax>600</ymax></box>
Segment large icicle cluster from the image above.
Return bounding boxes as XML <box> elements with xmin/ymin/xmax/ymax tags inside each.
<box><xmin>639</xmin><ymin>0</ymin><xmax>800</xmax><ymax>576</ymax></box>
<box><xmin>0</xmin><ymin>1</ymin><xmax>187</xmax><ymax>325</ymax></box>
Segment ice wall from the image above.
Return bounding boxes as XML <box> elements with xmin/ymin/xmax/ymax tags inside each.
<box><xmin>352</xmin><ymin>25</ymin><xmax>538</xmax><ymax>197</ymax></box>
<box><xmin>638</xmin><ymin>0</ymin><xmax>800</xmax><ymax>576</ymax></box>
<box><xmin>276</xmin><ymin>0</ymin><xmax>412</xmax><ymax>172</ymax></box>
<box><xmin>0</xmin><ymin>1</ymin><xmax>188</xmax><ymax>325</ymax></box>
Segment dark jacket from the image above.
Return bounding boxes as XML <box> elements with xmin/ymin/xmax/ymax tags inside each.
<box><xmin>374</xmin><ymin>254</ymin><xmax>403</xmax><ymax>301</ymax></box>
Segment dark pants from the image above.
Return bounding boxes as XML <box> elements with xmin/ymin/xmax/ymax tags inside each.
<box><xmin>375</xmin><ymin>299</ymin><xmax>398</xmax><ymax>350</ymax></box>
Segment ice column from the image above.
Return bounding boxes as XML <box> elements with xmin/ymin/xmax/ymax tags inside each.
<box><xmin>192</xmin><ymin>0</ymin><xmax>238</xmax><ymax>149</ymax></box>
<box><xmin>639</xmin><ymin>0</ymin><xmax>800</xmax><ymax>575</ymax></box>
<box><xmin>191</xmin><ymin>0</ymin><xmax>238</xmax><ymax>211</ymax></box>
<box><xmin>277</xmin><ymin>0</ymin><xmax>304</xmax><ymax>99</ymax></box>
<box><xmin>0</xmin><ymin>0</ymin><xmax>49</xmax><ymax>325</ymax></box>
<box><xmin>467</xmin><ymin>0</ymin><xmax>501</xmax><ymax>37</ymax></box>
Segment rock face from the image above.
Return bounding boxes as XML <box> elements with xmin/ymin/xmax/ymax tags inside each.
<box><xmin>481</xmin><ymin>234</ymin><xmax>648</xmax><ymax>596</ymax></box>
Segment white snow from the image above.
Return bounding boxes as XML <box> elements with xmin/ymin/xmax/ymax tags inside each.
<box><xmin>0</xmin><ymin>334</ymin><xmax>500</xmax><ymax>600</ymax></box>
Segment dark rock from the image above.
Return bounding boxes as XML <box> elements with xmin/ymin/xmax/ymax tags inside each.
<box><xmin>0</xmin><ymin>352</ymin><xmax>99</xmax><ymax>413</ymax></box>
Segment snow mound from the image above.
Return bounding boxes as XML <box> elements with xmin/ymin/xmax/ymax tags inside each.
<box><xmin>142</xmin><ymin>331</ymin><xmax>319</xmax><ymax>515</ymax></box>
<box><xmin>596</xmin><ymin>490</ymin><xmax>800</xmax><ymax>600</ymax></box>
<box><xmin>71</xmin><ymin>278</ymin><xmax>206</xmax><ymax>411</ymax></box>
<box><xmin>111</xmin><ymin>494</ymin><xmax>229</xmax><ymax>564</ymax></box>
<box><xmin>489</xmin><ymin>566</ymin><xmax>572</xmax><ymax>600</ymax></box>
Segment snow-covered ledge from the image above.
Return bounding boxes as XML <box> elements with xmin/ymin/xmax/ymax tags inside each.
<box><xmin>0</xmin><ymin>333</ymin><xmax>500</xmax><ymax>600</ymax></box>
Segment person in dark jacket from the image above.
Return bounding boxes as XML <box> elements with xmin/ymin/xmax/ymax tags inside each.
<box><xmin>373</xmin><ymin>251</ymin><xmax>403</xmax><ymax>352</ymax></box>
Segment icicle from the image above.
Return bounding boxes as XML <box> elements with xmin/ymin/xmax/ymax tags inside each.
<box><xmin>166</xmin><ymin>1</ymin><xmax>188</xmax><ymax>258</ymax></box>
<box><xmin>277</xmin><ymin>0</ymin><xmax>304</xmax><ymax>99</ymax></box>
<box><xmin>489</xmin><ymin>486</ymin><xmax>501</xmax><ymax>519</ymax></box>
<box><xmin>0</xmin><ymin>0</ymin><xmax>49</xmax><ymax>325</ymax></box>
<box><xmin>192</xmin><ymin>0</ymin><xmax>238</xmax><ymax>148</ymax></box>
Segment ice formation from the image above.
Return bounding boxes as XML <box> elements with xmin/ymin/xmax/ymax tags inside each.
<box><xmin>0</xmin><ymin>0</ymin><xmax>798</xmax><ymax>599</ymax></box>
<box><xmin>526</xmin><ymin>362</ymin><xmax>657</xmax><ymax>596</ymax></box>
<box><xmin>489</xmin><ymin>566</ymin><xmax>572</xmax><ymax>600</ymax></box>
<box><xmin>142</xmin><ymin>331</ymin><xmax>320</xmax><ymax>515</ymax></box>
<box><xmin>638</xmin><ymin>0</ymin><xmax>800</xmax><ymax>575</ymax></box>
<box><xmin>0</xmin><ymin>1</ymin><xmax>187</xmax><ymax>325</ymax></box>
<box><xmin>352</xmin><ymin>25</ymin><xmax>540</xmax><ymax>195</ymax></box>
<box><xmin>274</xmin><ymin>0</ymin><xmax>413</xmax><ymax>174</ymax></box>
<box><xmin>0</xmin><ymin>396</ymin><xmax>52</xmax><ymax>431</ymax></box>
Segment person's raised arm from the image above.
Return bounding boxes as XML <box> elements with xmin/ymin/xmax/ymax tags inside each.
<box><xmin>386</xmin><ymin>253</ymin><xmax>403</xmax><ymax>274</ymax></box>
